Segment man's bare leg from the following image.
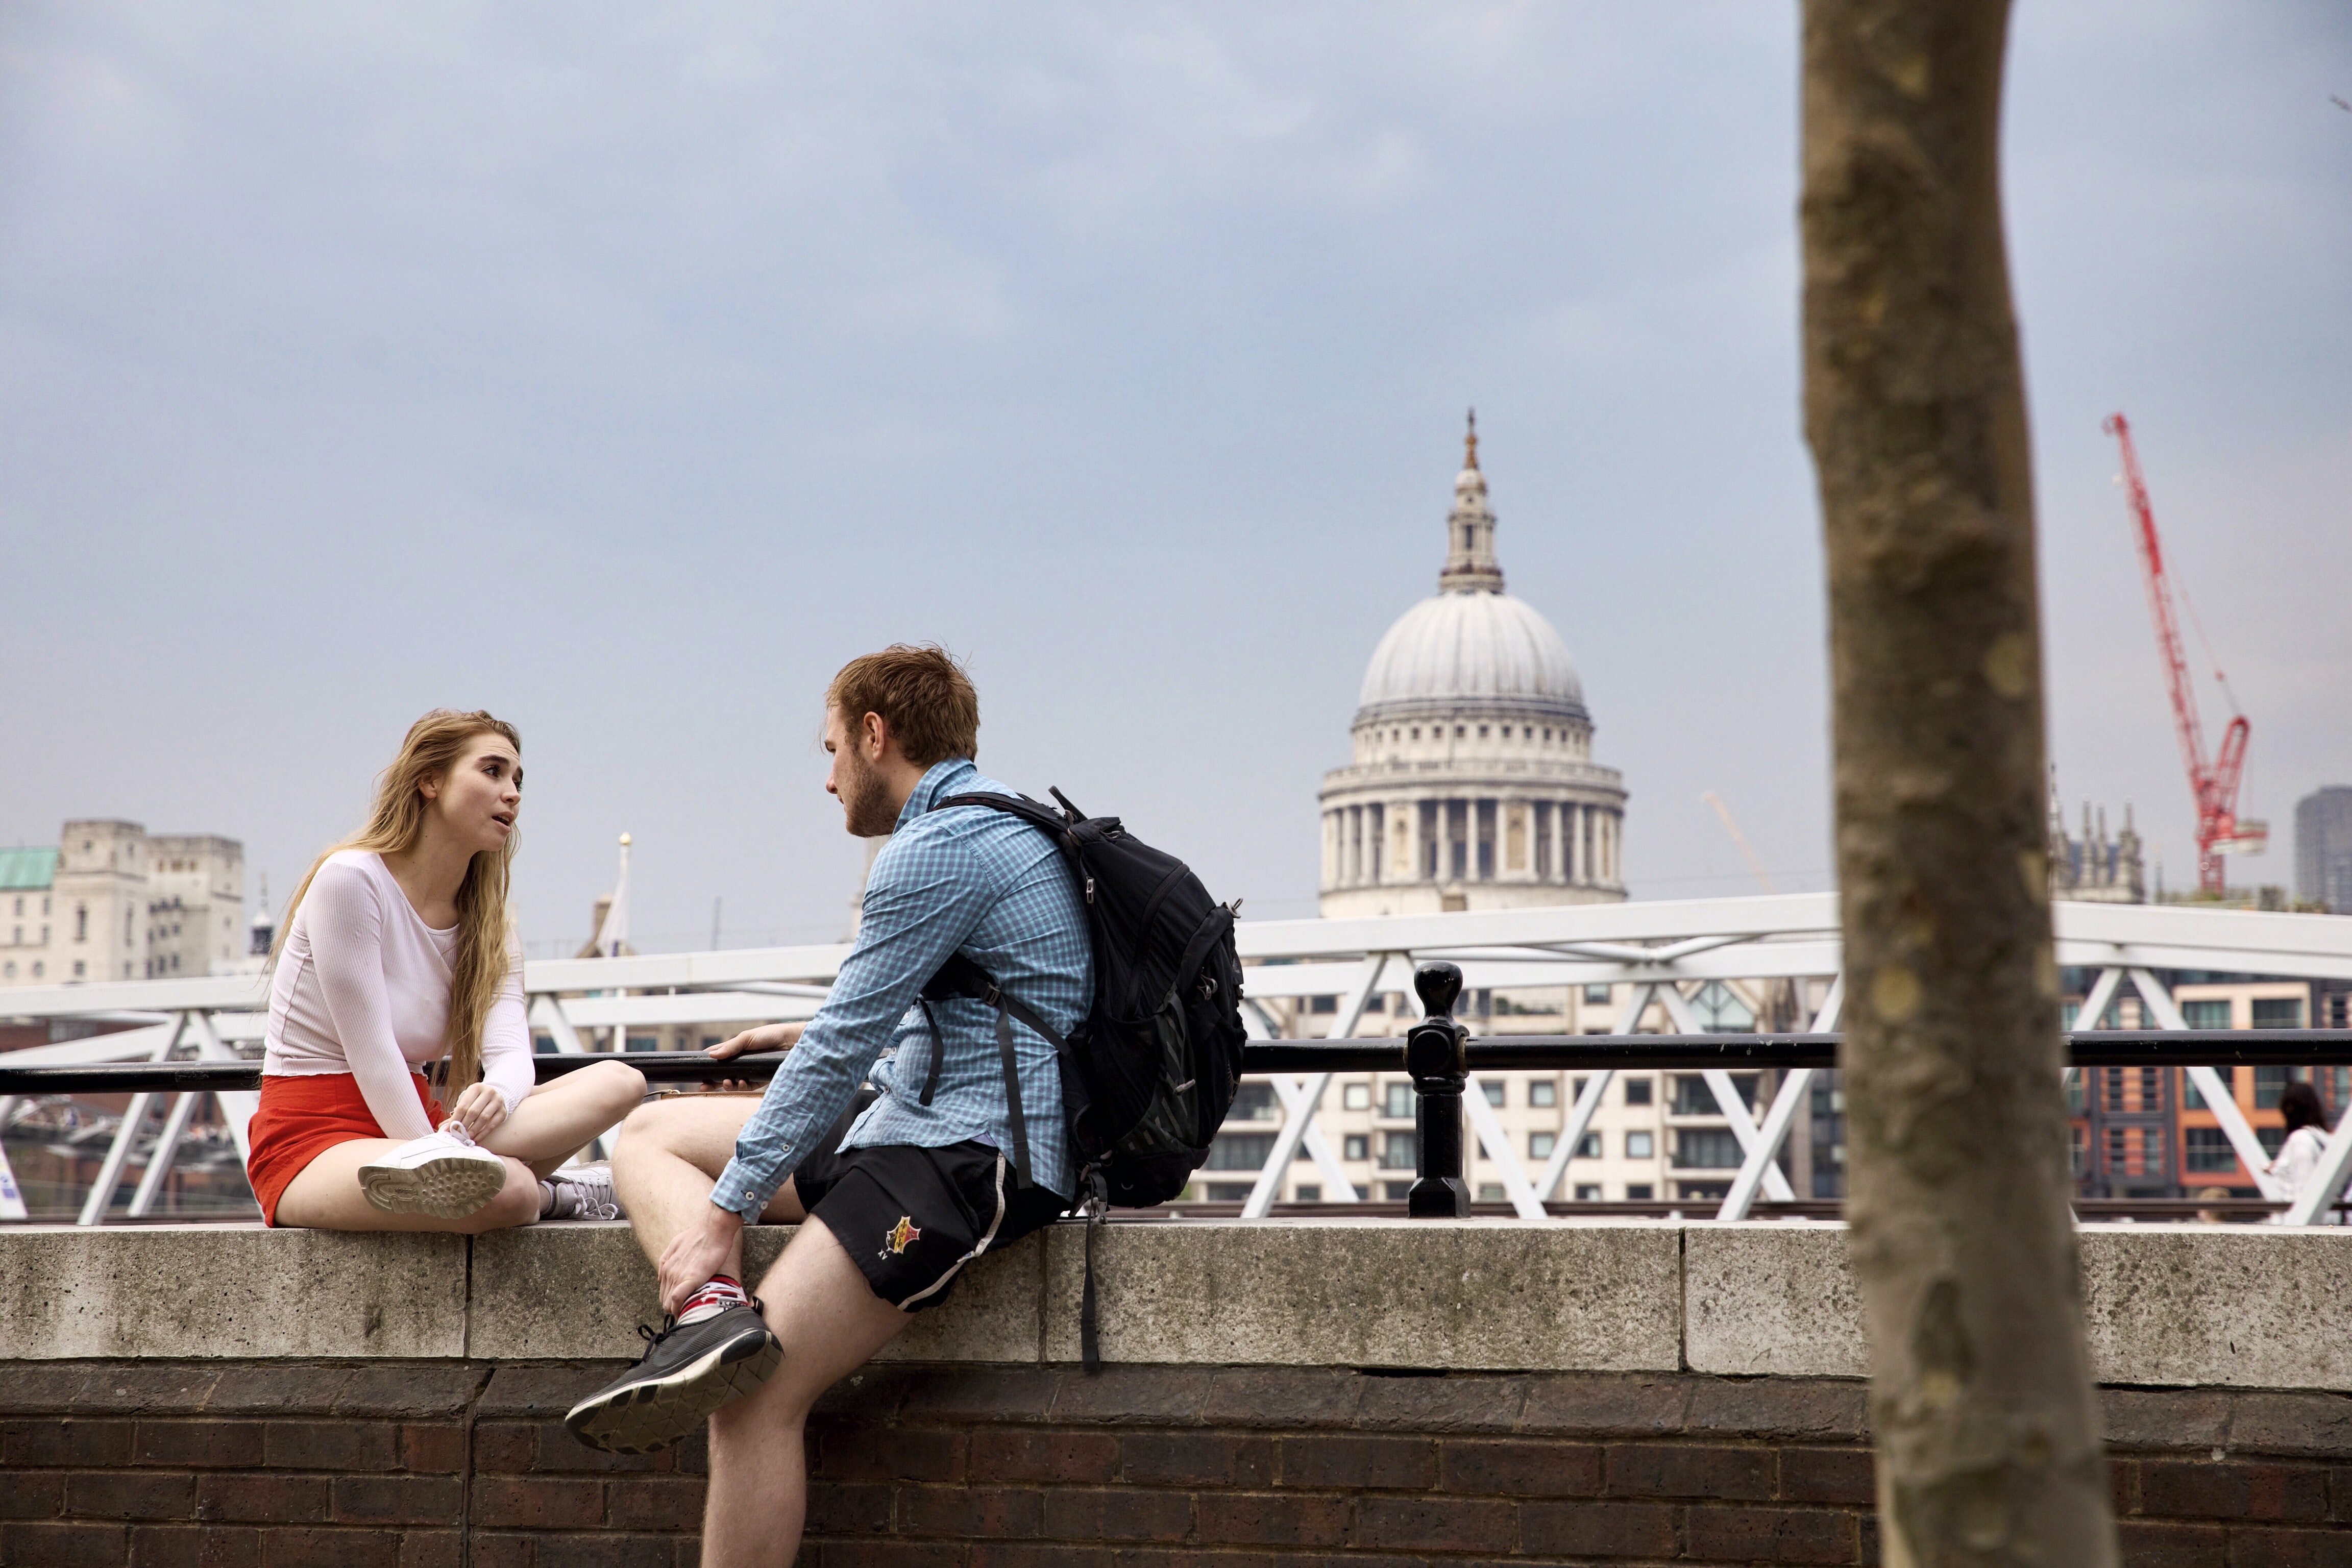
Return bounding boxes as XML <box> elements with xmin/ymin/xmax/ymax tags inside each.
<box><xmin>699</xmin><ymin>1216</ymin><xmax>907</xmax><ymax>1568</ymax></box>
<box><xmin>609</xmin><ymin>1095</ymin><xmax>802</xmax><ymax>1273</ymax></box>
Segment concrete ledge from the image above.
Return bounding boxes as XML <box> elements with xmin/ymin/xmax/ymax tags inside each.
<box><xmin>1042</xmin><ymin>1218</ymin><xmax>1681</xmax><ymax>1371</ymax></box>
<box><xmin>8</xmin><ymin>1220</ymin><xmax>2351</xmax><ymax>1392</ymax></box>
<box><xmin>1</xmin><ymin>1227</ymin><xmax>465</xmax><ymax>1359</ymax></box>
<box><xmin>467</xmin><ymin>1221</ymin><xmax>1043</xmax><ymax>1363</ymax></box>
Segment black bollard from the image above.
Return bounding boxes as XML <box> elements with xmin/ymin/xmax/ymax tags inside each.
<box><xmin>1405</xmin><ymin>961</ymin><xmax>1472</xmax><ymax>1218</ymax></box>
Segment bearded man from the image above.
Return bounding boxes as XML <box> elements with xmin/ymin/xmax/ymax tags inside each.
<box><xmin>566</xmin><ymin>644</ymin><xmax>1087</xmax><ymax>1568</ymax></box>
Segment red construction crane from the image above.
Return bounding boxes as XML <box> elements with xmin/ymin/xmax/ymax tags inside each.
<box><xmin>2104</xmin><ymin>412</ymin><xmax>2260</xmax><ymax>894</ymax></box>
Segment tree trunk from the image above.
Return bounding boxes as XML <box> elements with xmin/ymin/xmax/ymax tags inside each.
<box><xmin>1799</xmin><ymin>3</ymin><xmax>2118</xmax><ymax>1564</ymax></box>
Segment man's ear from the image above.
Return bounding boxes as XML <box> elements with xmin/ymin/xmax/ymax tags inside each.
<box><xmin>863</xmin><ymin>711</ymin><xmax>889</xmax><ymax>760</ymax></box>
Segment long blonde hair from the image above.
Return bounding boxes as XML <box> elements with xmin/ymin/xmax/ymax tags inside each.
<box><xmin>278</xmin><ymin>709</ymin><xmax>522</xmax><ymax>1093</ymax></box>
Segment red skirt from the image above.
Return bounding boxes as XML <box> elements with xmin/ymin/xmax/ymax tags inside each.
<box><xmin>247</xmin><ymin>1072</ymin><xmax>444</xmax><ymax>1226</ymax></box>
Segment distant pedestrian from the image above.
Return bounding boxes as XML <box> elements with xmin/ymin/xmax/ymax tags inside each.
<box><xmin>246</xmin><ymin>709</ymin><xmax>643</xmax><ymax>1231</ymax></box>
<box><xmin>2264</xmin><ymin>1080</ymin><xmax>2339</xmax><ymax>1225</ymax></box>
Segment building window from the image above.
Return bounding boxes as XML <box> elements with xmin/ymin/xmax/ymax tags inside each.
<box><xmin>1626</xmin><ymin>1184</ymin><xmax>1654</xmax><ymax>1200</ymax></box>
<box><xmin>1477</xmin><ymin>1183</ymin><xmax>1505</xmax><ymax>1202</ymax></box>
<box><xmin>1383</xmin><ymin>1182</ymin><xmax>1413</xmax><ymax>1200</ymax></box>
<box><xmin>2102</xmin><ymin>1125</ymin><xmax>2166</xmax><ymax>1179</ymax></box>
<box><xmin>1624</xmin><ymin>1077</ymin><xmax>1653</xmax><ymax>1106</ymax></box>
<box><xmin>1529</xmin><ymin>1132</ymin><xmax>1555</xmax><ymax>1160</ymax></box>
<box><xmin>2254</xmin><ymin>1066</ymin><xmax>2290</xmax><ymax>1110</ymax></box>
<box><xmin>1690</xmin><ymin>981</ymin><xmax>1755</xmax><ymax>1032</ymax></box>
<box><xmin>1576</xmin><ymin>1132</ymin><xmax>1601</xmax><ymax>1159</ymax></box>
<box><xmin>2</xmin><ymin>962</ymin><xmax>11</xmax><ymax>978</ymax></box>
<box><xmin>1343</xmin><ymin>1083</ymin><xmax>1370</xmax><ymax>1111</ymax></box>
<box><xmin>2252</xmin><ymin>998</ymin><xmax>2304</xmax><ymax>1030</ymax></box>
<box><xmin>1671</xmin><ymin>1076</ymin><xmax>1713</xmax><ymax>1116</ymax></box>
<box><xmin>1343</xmin><ymin>1135</ymin><xmax>1369</xmax><ymax>1161</ymax></box>
<box><xmin>75</xmin><ymin>906</ymin><xmax>88</xmax><ymax>942</ymax></box>
<box><xmin>1482</xmin><ymin>1081</ymin><xmax>1506</xmax><ymax>1108</ymax></box>
<box><xmin>1294</xmin><ymin>1184</ymin><xmax>1321</xmax><ymax>1201</ymax></box>
<box><xmin>1308</xmin><ymin>995</ymin><xmax>1336</xmax><ymax>1014</ymax></box>
<box><xmin>1584</xmin><ymin>984</ymin><xmax>1611</xmax><ymax>1005</ymax></box>
<box><xmin>1206</xmin><ymin>1133</ymin><xmax>1276</xmax><ymax>1171</ymax></box>
<box><xmin>1673</xmin><ymin>1129</ymin><xmax>1744</xmax><ymax>1169</ymax></box>
<box><xmin>2182</xmin><ymin>999</ymin><xmax>2231</xmax><ymax>1030</ymax></box>
<box><xmin>31</xmin><ymin>962</ymin><xmax>43</xmax><ymax>977</ymax></box>
<box><xmin>2183</xmin><ymin>1128</ymin><xmax>2238</xmax><ymax>1174</ymax></box>
<box><xmin>1626</xmin><ymin>1131</ymin><xmax>1654</xmax><ymax>1159</ymax></box>
<box><xmin>1230</xmin><ymin>1083</ymin><xmax>1278</xmax><ymax>1122</ymax></box>
<box><xmin>1530</xmin><ymin>1080</ymin><xmax>1557</xmax><ymax>1108</ymax></box>
<box><xmin>1379</xmin><ymin>1132</ymin><xmax>1417</xmax><ymax>1169</ymax></box>
<box><xmin>1574</xmin><ymin>1184</ymin><xmax>1602</xmax><ymax>1200</ymax></box>
<box><xmin>1383</xmin><ymin>1083</ymin><xmax>1413</xmax><ymax>1119</ymax></box>
<box><xmin>72</xmin><ymin>960</ymin><xmax>85</xmax><ymax>978</ymax></box>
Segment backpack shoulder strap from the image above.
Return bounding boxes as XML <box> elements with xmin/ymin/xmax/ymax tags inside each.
<box><xmin>930</xmin><ymin>791</ymin><xmax>1072</xmax><ymax>838</ymax></box>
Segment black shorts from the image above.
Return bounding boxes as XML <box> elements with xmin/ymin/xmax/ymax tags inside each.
<box><xmin>790</xmin><ymin>1102</ymin><xmax>1069</xmax><ymax>1312</ymax></box>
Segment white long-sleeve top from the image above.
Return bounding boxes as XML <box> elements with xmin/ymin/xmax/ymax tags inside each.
<box><xmin>263</xmin><ymin>850</ymin><xmax>531</xmax><ymax>1142</ymax></box>
<box><xmin>2266</xmin><ymin>1125</ymin><xmax>2341</xmax><ymax>1224</ymax></box>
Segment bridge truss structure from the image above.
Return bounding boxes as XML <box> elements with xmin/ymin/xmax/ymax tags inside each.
<box><xmin>5</xmin><ymin>894</ymin><xmax>2351</xmax><ymax>1227</ymax></box>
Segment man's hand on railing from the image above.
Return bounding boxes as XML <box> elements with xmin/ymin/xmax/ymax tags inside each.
<box><xmin>702</xmin><ymin>1022</ymin><xmax>804</xmax><ymax>1091</ymax></box>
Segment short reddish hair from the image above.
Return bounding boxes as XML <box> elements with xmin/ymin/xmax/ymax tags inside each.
<box><xmin>826</xmin><ymin>644</ymin><xmax>979</xmax><ymax>767</ymax></box>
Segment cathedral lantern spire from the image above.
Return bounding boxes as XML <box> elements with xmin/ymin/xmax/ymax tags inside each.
<box><xmin>1438</xmin><ymin>407</ymin><xmax>1505</xmax><ymax>594</ymax></box>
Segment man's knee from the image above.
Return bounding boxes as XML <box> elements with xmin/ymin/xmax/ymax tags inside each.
<box><xmin>614</xmin><ymin>1096</ymin><xmax>677</xmax><ymax>1154</ymax></box>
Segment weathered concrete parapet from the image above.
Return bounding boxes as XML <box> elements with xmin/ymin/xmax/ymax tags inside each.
<box><xmin>1039</xmin><ymin>1219</ymin><xmax>1682</xmax><ymax>1371</ymax></box>
<box><xmin>1683</xmin><ymin>1221</ymin><xmax>2352</xmax><ymax>1391</ymax></box>
<box><xmin>467</xmin><ymin>1221</ymin><xmax>1045</xmax><ymax>1364</ymax></box>
<box><xmin>1</xmin><ymin>1226</ymin><xmax>466</xmax><ymax>1359</ymax></box>
<box><xmin>6</xmin><ymin>1219</ymin><xmax>2350</xmax><ymax>1391</ymax></box>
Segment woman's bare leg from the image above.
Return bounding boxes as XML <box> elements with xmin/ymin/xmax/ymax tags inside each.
<box><xmin>271</xmin><ymin>1060</ymin><xmax>644</xmax><ymax>1232</ymax></box>
<box><xmin>479</xmin><ymin>1059</ymin><xmax>648</xmax><ymax>1177</ymax></box>
<box><xmin>273</xmin><ymin>1140</ymin><xmax>541</xmax><ymax>1233</ymax></box>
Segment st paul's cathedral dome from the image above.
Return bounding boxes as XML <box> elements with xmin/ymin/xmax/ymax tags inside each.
<box><xmin>1319</xmin><ymin>415</ymin><xmax>1628</xmax><ymax>917</ymax></box>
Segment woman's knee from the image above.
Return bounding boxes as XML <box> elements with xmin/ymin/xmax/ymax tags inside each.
<box><xmin>595</xmin><ymin>1058</ymin><xmax>648</xmax><ymax>1107</ymax></box>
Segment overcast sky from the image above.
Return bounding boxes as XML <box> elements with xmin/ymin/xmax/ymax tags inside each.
<box><xmin>3</xmin><ymin>2</ymin><xmax>2347</xmax><ymax>954</ymax></box>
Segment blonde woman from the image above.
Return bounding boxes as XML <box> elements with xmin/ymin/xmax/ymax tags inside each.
<box><xmin>246</xmin><ymin>709</ymin><xmax>646</xmax><ymax>1231</ymax></box>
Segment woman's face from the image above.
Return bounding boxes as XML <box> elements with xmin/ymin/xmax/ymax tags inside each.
<box><xmin>424</xmin><ymin>732</ymin><xmax>522</xmax><ymax>855</ymax></box>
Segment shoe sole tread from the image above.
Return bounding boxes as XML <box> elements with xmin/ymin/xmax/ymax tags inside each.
<box><xmin>562</xmin><ymin>1328</ymin><xmax>781</xmax><ymax>1454</ymax></box>
<box><xmin>358</xmin><ymin>1152</ymin><xmax>509</xmax><ymax>1219</ymax></box>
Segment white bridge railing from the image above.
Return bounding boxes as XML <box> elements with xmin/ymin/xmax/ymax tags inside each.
<box><xmin>6</xmin><ymin>894</ymin><xmax>2351</xmax><ymax>1226</ymax></box>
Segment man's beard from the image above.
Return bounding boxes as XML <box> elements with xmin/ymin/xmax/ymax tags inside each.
<box><xmin>837</xmin><ymin>746</ymin><xmax>899</xmax><ymax>837</ymax></box>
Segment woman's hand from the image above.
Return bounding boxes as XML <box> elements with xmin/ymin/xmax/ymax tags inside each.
<box><xmin>705</xmin><ymin>1022</ymin><xmax>803</xmax><ymax>1091</ymax></box>
<box><xmin>447</xmin><ymin>1082</ymin><xmax>509</xmax><ymax>1142</ymax></box>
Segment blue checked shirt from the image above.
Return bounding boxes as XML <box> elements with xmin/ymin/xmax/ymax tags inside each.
<box><xmin>709</xmin><ymin>760</ymin><xmax>1091</xmax><ymax>1215</ymax></box>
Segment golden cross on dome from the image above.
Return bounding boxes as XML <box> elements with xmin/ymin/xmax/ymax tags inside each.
<box><xmin>1464</xmin><ymin>407</ymin><xmax>1479</xmax><ymax>470</ymax></box>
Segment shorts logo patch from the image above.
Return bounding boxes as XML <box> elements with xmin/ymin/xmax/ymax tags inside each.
<box><xmin>883</xmin><ymin>1215</ymin><xmax>921</xmax><ymax>1256</ymax></box>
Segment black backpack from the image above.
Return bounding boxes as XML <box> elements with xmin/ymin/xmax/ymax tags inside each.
<box><xmin>918</xmin><ymin>788</ymin><xmax>1247</xmax><ymax>1367</ymax></box>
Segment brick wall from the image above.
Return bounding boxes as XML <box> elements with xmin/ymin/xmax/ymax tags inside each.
<box><xmin>6</xmin><ymin>1360</ymin><xmax>2352</xmax><ymax>1565</ymax></box>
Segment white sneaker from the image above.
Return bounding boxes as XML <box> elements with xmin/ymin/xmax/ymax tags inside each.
<box><xmin>358</xmin><ymin>1127</ymin><xmax>510</xmax><ymax>1218</ymax></box>
<box><xmin>544</xmin><ymin>1162</ymin><xmax>621</xmax><ymax>1221</ymax></box>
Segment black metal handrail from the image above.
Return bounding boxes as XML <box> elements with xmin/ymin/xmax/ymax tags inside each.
<box><xmin>8</xmin><ymin>1028</ymin><xmax>2351</xmax><ymax>1097</ymax></box>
